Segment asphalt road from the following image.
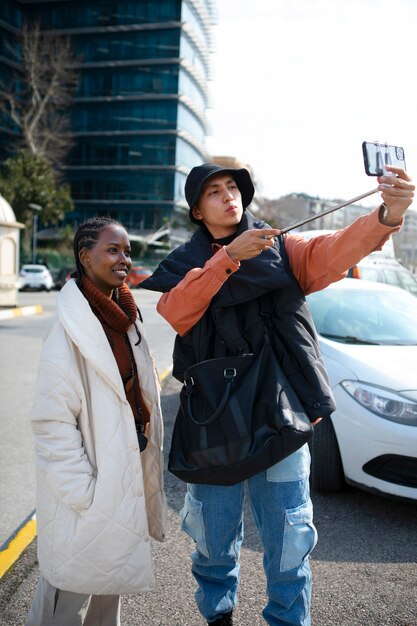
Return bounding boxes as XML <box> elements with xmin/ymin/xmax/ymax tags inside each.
<box><xmin>1</xmin><ymin>291</ymin><xmax>416</xmax><ymax>626</ymax></box>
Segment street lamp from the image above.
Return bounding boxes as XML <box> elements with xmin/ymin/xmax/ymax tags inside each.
<box><xmin>28</xmin><ymin>203</ymin><xmax>42</xmax><ymax>264</ymax></box>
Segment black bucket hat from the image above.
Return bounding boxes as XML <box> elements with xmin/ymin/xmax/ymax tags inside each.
<box><xmin>185</xmin><ymin>163</ymin><xmax>255</xmax><ymax>224</ymax></box>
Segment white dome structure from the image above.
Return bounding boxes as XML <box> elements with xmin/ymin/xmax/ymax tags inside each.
<box><xmin>0</xmin><ymin>194</ymin><xmax>24</xmax><ymax>306</ymax></box>
<box><xmin>0</xmin><ymin>194</ymin><xmax>17</xmax><ymax>225</ymax></box>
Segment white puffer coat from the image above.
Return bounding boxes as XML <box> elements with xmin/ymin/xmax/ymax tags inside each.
<box><xmin>31</xmin><ymin>279</ymin><xmax>167</xmax><ymax>595</ymax></box>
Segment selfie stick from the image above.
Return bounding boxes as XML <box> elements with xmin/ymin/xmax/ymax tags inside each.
<box><xmin>280</xmin><ymin>187</ymin><xmax>380</xmax><ymax>234</ymax></box>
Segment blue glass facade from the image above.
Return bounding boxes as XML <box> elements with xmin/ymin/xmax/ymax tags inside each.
<box><xmin>0</xmin><ymin>0</ymin><xmax>216</xmax><ymax>229</ymax></box>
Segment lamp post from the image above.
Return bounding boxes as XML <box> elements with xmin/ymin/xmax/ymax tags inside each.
<box><xmin>28</xmin><ymin>203</ymin><xmax>42</xmax><ymax>264</ymax></box>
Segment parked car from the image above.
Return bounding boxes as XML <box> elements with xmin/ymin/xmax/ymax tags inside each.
<box><xmin>53</xmin><ymin>267</ymin><xmax>74</xmax><ymax>290</ymax></box>
<box><xmin>125</xmin><ymin>265</ymin><xmax>152</xmax><ymax>288</ymax></box>
<box><xmin>306</xmin><ymin>278</ymin><xmax>417</xmax><ymax>501</ymax></box>
<box><xmin>18</xmin><ymin>264</ymin><xmax>54</xmax><ymax>291</ymax></box>
<box><xmin>300</xmin><ymin>228</ymin><xmax>417</xmax><ymax>296</ymax></box>
<box><xmin>347</xmin><ymin>255</ymin><xmax>417</xmax><ymax>296</ymax></box>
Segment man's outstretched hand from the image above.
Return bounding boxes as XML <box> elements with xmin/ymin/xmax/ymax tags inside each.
<box><xmin>378</xmin><ymin>166</ymin><xmax>415</xmax><ymax>226</ymax></box>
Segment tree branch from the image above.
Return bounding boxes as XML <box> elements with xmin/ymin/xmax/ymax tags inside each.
<box><xmin>0</xmin><ymin>22</ymin><xmax>79</xmax><ymax>167</ymax></box>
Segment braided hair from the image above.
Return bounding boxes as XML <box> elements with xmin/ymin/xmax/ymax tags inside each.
<box><xmin>72</xmin><ymin>216</ymin><xmax>123</xmax><ymax>284</ymax></box>
<box><xmin>72</xmin><ymin>216</ymin><xmax>143</xmax><ymax>345</ymax></box>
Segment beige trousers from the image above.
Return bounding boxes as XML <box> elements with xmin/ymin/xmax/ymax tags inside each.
<box><xmin>26</xmin><ymin>575</ymin><xmax>121</xmax><ymax>626</ymax></box>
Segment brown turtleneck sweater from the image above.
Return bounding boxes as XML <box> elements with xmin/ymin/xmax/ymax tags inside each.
<box><xmin>81</xmin><ymin>276</ymin><xmax>150</xmax><ymax>426</ymax></box>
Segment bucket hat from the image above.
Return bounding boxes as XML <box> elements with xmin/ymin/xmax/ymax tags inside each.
<box><xmin>185</xmin><ymin>163</ymin><xmax>255</xmax><ymax>224</ymax></box>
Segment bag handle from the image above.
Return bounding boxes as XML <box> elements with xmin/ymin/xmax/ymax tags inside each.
<box><xmin>185</xmin><ymin>367</ymin><xmax>237</xmax><ymax>426</ymax></box>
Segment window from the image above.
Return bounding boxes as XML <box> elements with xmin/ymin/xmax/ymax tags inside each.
<box><xmin>72</xmin><ymin>100</ymin><xmax>178</xmax><ymax>132</ymax></box>
<box><xmin>79</xmin><ymin>65</ymin><xmax>179</xmax><ymax>98</ymax></box>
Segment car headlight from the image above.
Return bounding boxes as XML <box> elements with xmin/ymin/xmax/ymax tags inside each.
<box><xmin>341</xmin><ymin>381</ymin><xmax>417</xmax><ymax>426</ymax></box>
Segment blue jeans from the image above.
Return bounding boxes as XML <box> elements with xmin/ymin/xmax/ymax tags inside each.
<box><xmin>180</xmin><ymin>445</ymin><xmax>317</xmax><ymax>625</ymax></box>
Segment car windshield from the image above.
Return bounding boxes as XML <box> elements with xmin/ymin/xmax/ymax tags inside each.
<box><xmin>307</xmin><ymin>284</ymin><xmax>417</xmax><ymax>345</ymax></box>
<box><xmin>23</xmin><ymin>267</ymin><xmax>44</xmax><ymax>273</ymax></box>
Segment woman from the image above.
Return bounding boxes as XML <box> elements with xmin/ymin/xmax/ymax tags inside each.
<box><xmin>26</xmin><ymin>217</ymin><xmax>167</xmax><ymax>626</ymax></box>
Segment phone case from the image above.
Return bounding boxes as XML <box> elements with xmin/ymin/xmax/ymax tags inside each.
<box><xmin>362</xmin><ymin>141</ymin><xmax>406</xmax><ymax>176</ymax></box>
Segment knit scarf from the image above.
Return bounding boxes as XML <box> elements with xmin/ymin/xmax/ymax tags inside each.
<box><xmin>81</xmin><ymin>276</ymin><xmax>150</xmax><ymax>425</ymax></box>
<box><xmin>81</xmin><ymin>275</ymin><xmax>138</xmax><ymax>332</ymax></box>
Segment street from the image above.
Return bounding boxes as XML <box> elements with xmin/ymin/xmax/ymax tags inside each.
<box><xmin>1</xmin><ymin>291</ymin><xmax>416</xmax><ymax>626</ymax></box>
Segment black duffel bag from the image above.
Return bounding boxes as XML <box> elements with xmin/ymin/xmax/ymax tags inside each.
<box><xmin>168</xmin><ymin>335</ymin><xmax>313</xmax><ymax>486</ymax></box>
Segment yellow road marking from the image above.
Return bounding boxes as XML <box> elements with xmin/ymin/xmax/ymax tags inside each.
<box><xmin>159</xmin><ymin>366</ymin><xmax>172</xmax><ymax>382</ymax></box>
<box><xmin>0</xmin><ymin>305</ymin><xmax>43</xmax><ymax>321</ymax></box>
<box><xmin>0</xmin><ymin>514</ymin><xmax>37</xmax><ymax>578</ymax></box>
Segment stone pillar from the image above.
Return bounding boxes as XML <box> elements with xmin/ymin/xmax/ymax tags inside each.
<box><xmin>0</xmin><ymin>196</ymin><xmax>25</xmax><ymax>307</ymax></box>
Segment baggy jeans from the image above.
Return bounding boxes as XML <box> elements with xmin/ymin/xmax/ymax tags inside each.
<box><xmin>180</xmin><ymin>444</ymin><xmax>317</xmax><ymax>625</ymax></box>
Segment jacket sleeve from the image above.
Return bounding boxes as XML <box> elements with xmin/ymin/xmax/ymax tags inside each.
<box><xmin>284</xmin><ymin>207</ymin><xmax>403</xmax><ymax>294</ymax></box>
<box><xmin>31</xmin><ymin>357</ymin><xmax>96</xmax><ymax>514</ymax></box>
<box><xmin>157</xmin><ymin>246</ymin><xmax>239</xmax><ymax>335</ymax></box>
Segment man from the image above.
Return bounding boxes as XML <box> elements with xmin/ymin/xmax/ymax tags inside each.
<box><xmin>141</xmin><ymin>163</ymin><xmax>414</xmax><ymax>626</ymax></box>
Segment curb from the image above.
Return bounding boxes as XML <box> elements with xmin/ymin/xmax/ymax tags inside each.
<box><xmin>0</xmin><ymin>305</ymin><xmax>43</xmax><ymax>321</ymax></box>
<box><xmin>0</xmin><ymin>366</ymin><xmax>173</xmax><ymax>580</ymax></box>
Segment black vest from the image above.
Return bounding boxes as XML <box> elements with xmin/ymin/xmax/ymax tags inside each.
<box><xmin>141</xmin><ymin>212</ymin><xmax>336</xmax><ymax>421</ymax></box>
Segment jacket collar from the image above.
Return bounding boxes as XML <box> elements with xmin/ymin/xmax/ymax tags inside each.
<box><xmin>57</xmin><ymin>279</ymin><xmax>127</xmax><ymax>401</ymax></box>
<box><xmin>140</xmin><ymin>211</ymin><xmax>284</xmax><ymax>296</ymax></box>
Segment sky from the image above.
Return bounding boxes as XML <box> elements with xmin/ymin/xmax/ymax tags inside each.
<box><xmin>205</xmin><ymin>0</ymin><xmax>417</xmax><ymax>207</ymax></box>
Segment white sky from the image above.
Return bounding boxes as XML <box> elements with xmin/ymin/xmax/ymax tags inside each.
<box><xmin>206</xmin><ymin>0</ymin><xmax>417</xmax><ymax>206</ymax></box>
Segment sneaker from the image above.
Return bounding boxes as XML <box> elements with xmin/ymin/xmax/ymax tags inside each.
<box><xmin>208</xmin><ymin>610</ymin><xmax>233</xmax><ymax>626</ymax></box>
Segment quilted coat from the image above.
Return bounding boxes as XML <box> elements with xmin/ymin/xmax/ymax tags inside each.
<box><xmin>31</xmin><ymin>279</ymin><xmax>167</xmax><ymax>595</ymax></box>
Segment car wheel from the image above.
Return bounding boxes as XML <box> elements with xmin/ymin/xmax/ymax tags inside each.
<box><xmin>310</xmin><ymin>418</ymin><xmax>344</xmax><ymax>492</ymax></box>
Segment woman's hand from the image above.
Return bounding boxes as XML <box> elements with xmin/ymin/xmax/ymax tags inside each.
<box><xmin>225</xmin><ymin>228</ymin><xmax>280</xmax><ymax>263</ymax></box>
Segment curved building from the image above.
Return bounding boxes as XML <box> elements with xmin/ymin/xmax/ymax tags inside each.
<box><xmin>0</xmin><ymin>0</ymin><xmax>217</xmax><ymax>230</ymax></box>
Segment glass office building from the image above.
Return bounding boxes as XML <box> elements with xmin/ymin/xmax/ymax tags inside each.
<box><xmin>0</xmin><ymin>0</ymin><xmax>216</xmax><ymax>229</ymax></box>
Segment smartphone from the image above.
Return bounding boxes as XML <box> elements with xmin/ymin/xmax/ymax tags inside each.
<box><xmin>362</xmin><ymin>141</ymin><xmax>406</xmax><ymax>176</ymax></box>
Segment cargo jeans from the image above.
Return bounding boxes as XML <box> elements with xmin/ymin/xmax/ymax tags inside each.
<box><xmin>181</xmin><ymin>444</ymin><xmax>317</xmax><ymax>625</ymax></box>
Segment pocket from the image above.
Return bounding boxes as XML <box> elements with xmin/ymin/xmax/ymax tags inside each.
<box><xmin>180</xmin><ymin>491</ymin><xmax>210</xmax><ymax>559</ymax></box>
<box><xmin>280</xmin><ymin>499</ymin><xmax>317</xmax><ymax>572</ymax></box>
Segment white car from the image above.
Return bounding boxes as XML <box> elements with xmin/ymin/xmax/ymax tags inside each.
<box><xmin>18</xmin><ymin>264</ymin><xmax>54</xmax><ymax>291</ymax></box>
<box><xmin>306</xmin><ymin>278</ymin><xmax>417</xmax><ymax>501</ymax></box>
<box><xmin>300</xmin><ymin>228</ymin><xmax>417</xmax><ymax>296</ymax></box>
<box><xmin>348</xmin><ymin>254</ymin><xmax>417</xmax><ymax>297</ymax></box>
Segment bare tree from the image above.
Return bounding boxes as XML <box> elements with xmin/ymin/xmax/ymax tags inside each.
<box><xmin>0</xmin><ymin>23</ymin><xmax>79</xmax><ymax>166</ymax></box>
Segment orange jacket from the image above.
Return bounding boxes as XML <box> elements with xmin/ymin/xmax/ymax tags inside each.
<box><xmin>157</xmin><ymin>207</ymin><xmax>401</xmax><ymax>336</ymax></box>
